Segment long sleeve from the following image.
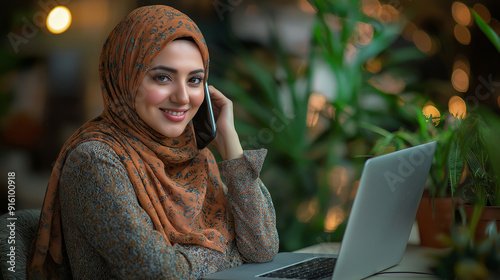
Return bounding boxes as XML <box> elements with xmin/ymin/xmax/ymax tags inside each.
<box><xmin>59</xmin><ymin>141</ymin><xmax>236</xmax><ymax>280</ymax></box>
<box><xmin>218</xmin><ymin>149</ymin><xmax>279</xmax><ymax>263</ymax></box>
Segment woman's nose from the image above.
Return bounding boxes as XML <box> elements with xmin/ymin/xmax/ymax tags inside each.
<box><xmin>170</xmin><ymin>83</ymin><xmax>189</xmax><ymax>104</ymax></box>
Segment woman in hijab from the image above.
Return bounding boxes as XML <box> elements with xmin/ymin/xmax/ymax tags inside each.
<box><xmin>28</xmin><ymin>5</ymin><xmax>278</xmax><ymax>279</ymax></box>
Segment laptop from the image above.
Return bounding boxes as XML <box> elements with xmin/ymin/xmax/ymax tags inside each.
<box><xmin>203</xmin><ymin>141</ymin><xmax>436</xmax><ymax>280</ymax></box>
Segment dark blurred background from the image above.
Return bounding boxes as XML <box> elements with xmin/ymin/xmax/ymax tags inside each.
<box><xmin>1</xmin><ymin>0</ymin><xmax>499</xmax><ymax>251</ymax></box>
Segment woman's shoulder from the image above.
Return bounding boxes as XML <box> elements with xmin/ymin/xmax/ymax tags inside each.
<box><xmin>68</xmin><ymin>140</ymin><xmax>119</xmax><ymax>161</ymax></box>
<box><xmin>62</xmin><ymin>140</ymin><xmax>125</xmax><ymax>178</ymax></box>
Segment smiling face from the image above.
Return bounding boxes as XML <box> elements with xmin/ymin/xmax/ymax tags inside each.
<box><xmin>135</xmin><ymin>39</ymin><xmax>205</xmax><ymax>138</ymax></box>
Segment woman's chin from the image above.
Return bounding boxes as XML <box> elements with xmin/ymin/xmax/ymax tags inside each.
<box><xmin>157</xmin><ymin>127</ymin><xmax>186</xmax><ymax>138</ymax></box>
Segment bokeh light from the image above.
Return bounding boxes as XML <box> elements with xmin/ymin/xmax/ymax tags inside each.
<box><xmin>402</xmin><ymin>21</ymin><xmax>418</xmax><ymax>41</ymax></box>
<box><xmin>473</xmin><ymin>3</ymin><xmax>491</xmax><ymax>23</ymax></box>
<box><xmin>453</xmin><ymin>58</ymin><xmax>470</xmax><ymax>75</ymax></box>
<box><xmin>377</xmin><ymin>4</ymin><xmax>400</xmax><ymax>23</ymax></box>
<box><xmin>365</xmin><ymin>58</ymin><xmax>382</xmax><ymax>73</ymax></box>
<box><xmin>361</xmin><ymin>0</ymin><xmax>381</xmax><ymax>18</ymax></box>
<box><xmin>296</xmin><ymin>197</ymin><xmax>319</xmax><ymax>223</ymax></box>
<box><xmin>324</xmin><ymin>206</ymin><xmax>345</xmax><ymax>232</ymax></box>
<box><xmin>454</xmin><ymin>24</ymin><xmax>471</xmax><ymax>45</ymax></box>
<box><xmin>368</xmin><ymin>73</ymin><xmax>406</xmax><ymax>95</ymax></box>
<box><xmin>452</xmin><ymin>2</ymin><xmax>472</xmax><ymax>26</ymax></box>
<box><xmin>46</xmin><ymin>6</ymin><xmax>72</xmax><ymax>34</ymax></box>
<box><xmin>448</xmin><ymin>96</ymin><xmax>467</xmax><ymax>119</ymax></box>
<box><xmin>307</xmin><ymin>93</ymin><xmax>327</xmax><ymax>127</ymax></box>
<box><xmin>451</xmin><ymin>68</ymin><xmax>469</xmax><ymax>92</ymax></box>
<box><xmin>422</xmin><ymin>105</ymin><xmax>441</xmax><ymax>125</ymax></box>
<box><xmin>357</xmin><ymin>22</ymin><xmax>374</xmax><ymax>45</ymax></box>
<box><xmin>328</xmin><ymin>165</ymin><xmax>348</xmax><ymax>194</ymax></box>
<box><xmin>413</xmin><ymin>30</ymin><xmax>432</xmax><ymax>53</ymax></box>
<box><xmin>297</xmin><ymin>0</ymin><xmax>316</xmax><ymax>14</ymax></box>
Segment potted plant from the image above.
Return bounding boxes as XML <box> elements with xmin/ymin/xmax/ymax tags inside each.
<box><xmin>362</xmin><ymin>104</ymin><xmax>462</xmax><ymax>248</ymax></box>
<box><xmin>449</xmin><ymin>109</ymin><xmax>500</xmax><ymax>240</ymax></box>
<box><xmin>447</xmin><ymin>9</ymin><xmax>500</xmax><ymax>240</ymax></box>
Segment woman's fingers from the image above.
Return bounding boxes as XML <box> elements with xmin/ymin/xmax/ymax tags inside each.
<box><xmin>205</xmin><ymin>86</ymin><xmax>243</xmax><ymax>159</ymax></box>
<box><xmin>207</xmin><ymin>85</ymin><xmax>233</xmax><ymax>125</ymax></box>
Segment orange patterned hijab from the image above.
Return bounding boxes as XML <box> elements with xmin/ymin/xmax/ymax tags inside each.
<box><xmin>29</xmin><ymin>5</ymin><xmax>232</xmax><ymax>277</ymax></box>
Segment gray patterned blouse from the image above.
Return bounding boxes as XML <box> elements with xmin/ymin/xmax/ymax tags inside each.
<box><xmin>58</xmin><ymin>141</ymin><xmax>279</xmax><ymax>279</ymax></box>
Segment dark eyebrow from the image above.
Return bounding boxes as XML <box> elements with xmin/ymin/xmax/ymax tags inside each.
<box><xmin>149</xmin><ymin>65</ymin><xmax>204</xmax><ymax>75</ymax></box>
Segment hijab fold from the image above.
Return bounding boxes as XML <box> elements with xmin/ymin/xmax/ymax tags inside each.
<box><xmin>28</xmin><ymin>5</ymin><xmax>232</xmax><ymax>277</ymax></box>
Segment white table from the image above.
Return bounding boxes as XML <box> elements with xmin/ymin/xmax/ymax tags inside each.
<box><xmin>294</xmin><ymin>242</ymin><xmax>445</xmax><ymax>279</ymax></box>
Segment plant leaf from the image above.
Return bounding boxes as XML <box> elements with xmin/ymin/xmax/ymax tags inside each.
<box><xmin>448</xmin><ymin>141</ymin><xmax>463</xmax><ymax>196</ymax></box>
<box><xmin>472</xmin><ymin>10</ymin><xmax>500</xmax><ymax>53</ymax></box>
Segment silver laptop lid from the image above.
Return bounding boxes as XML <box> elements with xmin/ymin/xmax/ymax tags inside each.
<box><xmin>332</xmin><ymin>141</ymin><xmax>436</xmax><ymax>280</ymax></box>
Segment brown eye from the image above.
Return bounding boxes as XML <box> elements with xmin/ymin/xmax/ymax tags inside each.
<box><xmin>189</xmin><ymin>76</ymin><xmax>202</xmax><ymax>85</ymax></box>
<box><xmin>154</xmin><ymin>74</ymin><xmax>171</xmax><ymax>83</ymax></box>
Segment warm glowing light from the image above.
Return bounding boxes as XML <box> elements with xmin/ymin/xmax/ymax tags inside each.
<box><xmin>452</xmin><ymin>2</ymin><xmax>472</xmax><ymax>26</ymax></box>
<box><xmin>402</xmin><ymin>21</ymin><xmax>417</xmax><ymax>42</ymax></box>
<box><xmin>298</xmin><ymin>0</ymin><xmax>316</xmax><ymax>14</ymax></box>
<box><xmin>448</xmin><ymin>96</ymin><xmax>467</xmax><ymax>119</ymax></box>
<box><xmin>296</xmin><ymin>197</ymin><xmax>319</xmax><ymax>223</ymax></box>
<box><xmin>413</xmin><ymin>30</ymin><xmax>432</xmax><ymax>53</ymax></box>
<box><xmin>377</xmin><ymin>4</ymin><xmax>400</xmax><ymax>23</ymax></box>
<box><xmin>328</xmin><ymin>166</ymin><xmax>348</xmax><ymax>194</ymax></box>
<box><xmin>473</xmin><ymin>3</ymin><xmax>491</xmax><ymax>23</ymax></box>
<box><xmin>324</xmin><ymin>14</ymin><xmax>342</xmax><ymax>31</ymax></box>
<box><xmin>344</xmin><ymin>43</ymin><xmax>357</xmax><ymax>63</ymax></box>
<box><xmin>324</xmin><ymin>206</ymin><xmax>345</xmax><ymax>232</ymax></box>
<box><xmin>361</xmin><ymin>0</ymin><xmax>381</xmax><ymax>18</ymax></box>
<box><xmin>454</xmin><ymin>24</ymin><xmax>471</xmax><ymax>45</ymax></box>
<box><xmin>451</xmin><ymin>68</ymin><xmax>469</xmax><ymax>92</ymax></box>
<box><xmin>453</xmin><ymin>58</ymin><xmax>470</xmax><ymax>75</ymax></box>
<box><xmin>46</xmin><ymin>6</ymin><xmax>72</xmax><ymax>34</ymax></box>
<box><xmin>422</xmin><ymin>105</ymin><xmax>441</xmax><ymax>125</ymax></box>
<box><xmin>368</xmin><ymin>73</ymin><xmax>406</xmax><ymax>95</ymax></box>
<box><xmin>307</xmin><ymin>93</ymin><xmax>327</xmax><ymax>127</ymax></box>
<box><xmin>497</xmin><ymin>96</ymin><xmax>500</xmax><ymax>108</ymax></box>
<box><xmin>365</xmin><ymin>58</ymin><xmax>382</xmax><ymax>73</ymax></box>
<box><xmin>491</xmin><ymin>19</ymin><xmax>500</xmax><ymax>37</ymax></box>
<box><xmin>308</xmin><ymin>93</ymin><xmax>327</xmax><ymax>112</ymax></box>
<box><xmin>357</xmin><ymin>22</ymin><xmax>374</xmax><ymax>45</ymax></box>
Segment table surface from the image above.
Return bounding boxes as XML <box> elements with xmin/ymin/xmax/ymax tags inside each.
<box><xmin>294</xmin><ymin>242</ymin><xmax>446</xmax><ymax>279</ymax></box>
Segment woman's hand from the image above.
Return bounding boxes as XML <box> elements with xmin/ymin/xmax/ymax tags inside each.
<box><xmin>207</xmin><ymin>85</ymin><xmax>244</xmax><ymax>160</ymax></box>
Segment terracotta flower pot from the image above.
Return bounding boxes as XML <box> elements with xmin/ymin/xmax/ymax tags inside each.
<box><xmin>416</xmin><ymin>196</ymin><xmax>459</xmax><ymax>248</ymax></box>
<box><xmin>464</xmin><ymin>205</ymin><xmax>500</xmax><ymax>240</ymax></box>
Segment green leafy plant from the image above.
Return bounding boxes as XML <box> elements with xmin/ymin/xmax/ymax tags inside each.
<box><xmin>472</xmin><ymin>10</ymin><xmax>500</xmax><ymax>53</ymax></box>
<box><xmin>447</xmin><ymin>7</ymin><xmax>500</xmax><ymax>208</ymax></box>
<box><xmin>214</xmin><ymin>0</ymin><xmax>424</xmax><ymax>251</ymax></box>
<box><xmin>362</xmin><ymin>106</ymin><xmax>458</xmax><ymax>199</ymax></box>
<box><xmin>448</xmin><ymin>112</ymin><xmax>499</xmax><ymax>207</ymax></box>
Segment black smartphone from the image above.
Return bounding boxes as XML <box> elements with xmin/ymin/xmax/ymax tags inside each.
<box><xmin>192</xmin><ymin>82</ymin><xmax>217</xmax><ymax>149</ymax></box>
